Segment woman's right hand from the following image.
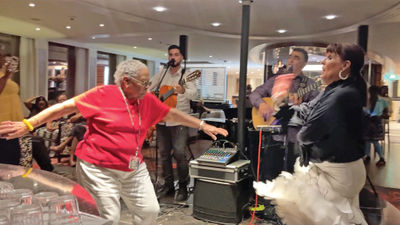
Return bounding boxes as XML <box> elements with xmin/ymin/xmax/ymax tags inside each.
<box><xmin>0</xmin><ymin>121</ymin><xmax>30</xmax><ymax>140</ymax></box>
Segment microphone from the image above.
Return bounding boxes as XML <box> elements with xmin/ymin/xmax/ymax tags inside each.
<box><xmin>167</xmin><ymin>58</ymin><xmax>175</xmax><ymax>67</ymax></box>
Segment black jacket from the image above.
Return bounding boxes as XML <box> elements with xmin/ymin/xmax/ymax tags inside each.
<box><xmin>294</xmin><ymin>79</ymin><xmax>365</xmax><ymax>163</ymax></box>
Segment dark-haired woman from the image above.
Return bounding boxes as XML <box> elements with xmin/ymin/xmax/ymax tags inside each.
<box><xmin>254</xmin><ymin>43</ymin><xmax>368</xmax><ymax>225</ymax></box>
<box><xmin>24</xmin><ymin>96</ymin><xmax>49</xmax><ymax>117</ymax></box>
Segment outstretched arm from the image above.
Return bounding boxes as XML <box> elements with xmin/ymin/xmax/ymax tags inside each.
<box><xmin>163</xmin><ymin>108</ymin><xmax>228</xmax><ymax>140</ymax></box>
<box><xmin>0</xmin><ymin>99</ymin><xmax>79</xmax><ymax>139</ymax></box>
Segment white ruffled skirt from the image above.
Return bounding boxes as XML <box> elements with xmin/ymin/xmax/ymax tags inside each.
<box><xmin>253</xmin><ymin>158</ymin><xmax>367</xmax><ymax>225</ymax></box>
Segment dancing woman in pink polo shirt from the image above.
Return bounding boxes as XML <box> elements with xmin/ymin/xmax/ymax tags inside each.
<box><xmin>0</xmin><ymin>60</ymin><xmax>228</xmax><ymax>225</ymax></box>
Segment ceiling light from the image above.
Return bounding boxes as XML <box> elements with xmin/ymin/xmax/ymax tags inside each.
<box><xmin>28</xmin><ymin>3</ymin><xmax>35</xmax><ymax>7</ymax></box>
<box><xmin>209</xmin><ymin>55</ymin><xmax>213</xmax><ymax>58</ymax></box>
<box><xmin>211</xmin><ymin>22</ymin><xmax>221</xmax><ymax>27</ymax></box>
<box><xmin>133</xmin><ymin>46</ymin><xmax>137</xmax><ymax>49</ymax></box>
<box><xmin>153</xmin><ymin>6</ymin><xmax>167</xmax><ymax>12</ymax></box>
<box><xmin>277</xmin><ymin>29</ymin><xmax>287</xmax><ymax>34</ymax></box>
<box><xmin>148</xmin><ymin>37</ymin><xmax>152</xmax><ymax>40</ymax></box>
<box><xmin>65</xmin><ymin>26</ymin><xmax>71</xmax><ymax>29</ymax></box>
<box><xmin>238</xmin><ymin>0</ymin><xmax>243</xmax><ymax>3</ymax></box>
<box><xmin>99</xmin><ymin>24</ymin><xmax>105</xmax><ymax>27</ymax></box>
<box><xmin>324</xmin><ymin>14</ymin><xmax>338</xmax><ymax>20</ymax></box>
<box><xmin>92</xmin><ymin>36</ymin><xmax>96</xmax><ymax>39</ymax></box>
<box><xmin>35</xmin><ymin>27</ymin><xmax>40</xmax><ymax>31</ymax></box>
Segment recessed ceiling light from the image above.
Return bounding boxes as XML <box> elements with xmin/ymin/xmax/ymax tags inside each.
<box><xmin>35</xmin><ymin>27</ymin><xmax>40</xmax><ymax>31</ymax></box>
<box><xmin>65</xmin><ymin>26</ymin><xmax>71</xmax><ymax>29</ymax></box>
<box><xmin>324</xmin><ymin>14</ymin><xmax>338</xmax><ymax>20</ymax></box>
<box><xmin>209</xmin><ymin>55</ymin><xmax>213</xmax><ymax>58</ymax></box>
<box><xmin>153</xmin><ymin>6</ymin><xmax>167</xmax><ymax>12</ymax></box>
<box><xmin>28</xmin><ymin>3</ymin><xmax>35</xmax><ymax>7</ymax></box>
<box><xmin>277</xmin><ymin>29</ymin><xmax>287</xmax><ymax>34</ymax></box>
<box><xmin>211</xmin><ymin>22</ymin><xmax>221</xmax><ymax>27</ymax></box>
<box><xmin>99</xmin><ymin>24</ymin><xmax>105</xmax><ymax>27</ymax></box>
<box><xmin>92</xmin><ymin>36</ymin><xmax>96</xmax><ymax>39</ymax></box>
<box><xmin>133</xmin><ymin>46</ymin><xmax>137</xmax><ymax>49</ymax></box>
<box><xmin>148</xmin><ymin>37</ymin><xmax>152</xmax><ymax>40</ymax></box>
<box><xmin>238</xmin><ymin>0</ymin><xmax>243</xmax><ymax>3</ymax></box>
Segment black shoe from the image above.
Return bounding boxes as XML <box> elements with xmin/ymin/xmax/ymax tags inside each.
<box><xmin>157</xmin><ymin>185</ymin><xmax>174</xmax><ymax>199</ymax></box>
<box><xmin>376</xmin><ymin>158</ymin><xmax>386</xmax><ymax>167</ymax></box>
<box><xmin>175</xmin><ymin>188</ymin><xmax>188</xmax><ymax>202</ymax></box>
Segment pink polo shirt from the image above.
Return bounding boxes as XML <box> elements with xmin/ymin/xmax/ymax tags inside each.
<box><xmin>74</xmin><ymin>85</ymin><xmax>170</xmax><ymax>171</ymax></box>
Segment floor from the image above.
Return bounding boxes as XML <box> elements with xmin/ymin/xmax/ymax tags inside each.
<box><xmin>51</xmin><ymin>122</ymin><xmax>400</xmax><ymax>225</ymax></box>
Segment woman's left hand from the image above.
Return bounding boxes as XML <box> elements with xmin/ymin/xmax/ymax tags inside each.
<box><xmin>0</xmin><ymin>121</ymin><xmax>30</xmax><ymax>140</ymax></box>
<box><xmin>201</xmin><ymin>123</ymin><xmax>228</xmax><ymax>140</ymax></box>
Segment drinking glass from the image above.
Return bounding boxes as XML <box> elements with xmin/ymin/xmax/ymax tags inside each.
<box><xmin>10</xmin><ymin>203</ymin><xmax>43</xmax><ymax>225</ymax></box>
<box><xmin>34</xmin><ymin>192</ymin><xmax>59</xmax><ymax>224</ymax></box>
<box><xmin>48</xmin><ymin>195</ymin><xmax>81</xmax><ymax>225</ymax></box>
<box><xmin>0</xmin><ymin>198</ymin><xmax>21</xmax><ymax>219</ymax></box>
<box><xmin>3</xmin><ymin>189</ymin><xmax>33</xmax><ymax>205</ymax></box>
<box><xmin>0</xmin><ymin>182</ymin><xmax>14</xmax><ymax>199</ymax></box>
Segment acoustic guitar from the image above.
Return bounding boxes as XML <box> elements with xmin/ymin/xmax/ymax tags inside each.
<box><xmin>251</xmin><ymin>80</ymin><xmax>321</xmax><ymax>129</ymax></box>
<box><xmin>157</xmin><ymin>70</ymin><xmax>201</xmax><ymax>108</ymax></box>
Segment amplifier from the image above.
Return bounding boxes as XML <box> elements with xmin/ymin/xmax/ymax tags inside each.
<box><xmin>193</xmin><ymin>178</ymin><xmax>250</xmax><ymax>224</ymax></box>
<box><xmin>189</xmin><ymin>159</ymin><xmax>250</xmax><ymax>183</ymax></box>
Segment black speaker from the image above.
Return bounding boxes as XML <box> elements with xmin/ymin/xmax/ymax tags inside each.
<box><xmin>358</xmin><ymin>25</ymin><xmax>369</xmax><ymax>52</ymax></box>
<box><xmin>179</xmin><ymin>35</ymin><xmax>188</xmax><ymax>59</ymax></box>
<box><xmin>193</xmin><ymin>178</ymin><xmax>250</xmax><ymax>224</ymax></box>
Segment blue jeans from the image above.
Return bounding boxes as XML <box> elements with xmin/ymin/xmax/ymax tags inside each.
<box><xmin>365</xmin><ymin>141</ymin><xmax>384</xmax><ymax>158</ymax></box>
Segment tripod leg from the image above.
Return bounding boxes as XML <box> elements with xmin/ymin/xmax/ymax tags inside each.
<box><xmin>366</xmin><ymin>174</ymin><xmax>378</xmax><ymax>197</ymax></box>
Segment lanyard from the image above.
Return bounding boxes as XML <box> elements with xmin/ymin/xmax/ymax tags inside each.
<box><xmin>119</xmin><ymin>87</ymin><xmax>141</xmax><ymax>157</ymax></box>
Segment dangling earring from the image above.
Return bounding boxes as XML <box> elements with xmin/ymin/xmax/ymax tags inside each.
<box><xmin>339</xmin><ymin>70</ymin><xmax>349</xmax><ymax>80</ymax></box>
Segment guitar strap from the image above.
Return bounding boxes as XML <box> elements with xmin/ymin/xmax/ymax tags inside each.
<box><xmin>178</xmin><ymin>59</ymin><xmax>187</xmax><ymax>85</ymax></box>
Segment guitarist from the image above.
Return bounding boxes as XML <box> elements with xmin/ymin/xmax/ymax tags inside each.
<box><xmin>149</xmin><ymin>45</ymin><xmax>197</xmax><ymax>201</ymax></box>
<box><xmin>249</xmin><ymin>48</ymin><xmax>319</xmax><ymax>180</ymax></box>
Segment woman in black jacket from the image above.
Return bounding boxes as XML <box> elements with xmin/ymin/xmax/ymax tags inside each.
<box><xmin>254</xmin><ymin>43</ymin><xmax>368</xmax><ymax>225</ymax></box>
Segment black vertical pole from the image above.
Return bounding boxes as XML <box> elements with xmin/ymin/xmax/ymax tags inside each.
<box><xmin>238</xmin><ymin>0</ymin><xmax>251</xmax><ymax>153</ymax></box>
<box><xmin>357</xmin><ymin>25</ymin><xmax>368</xmax><ymax>52</ymax></box>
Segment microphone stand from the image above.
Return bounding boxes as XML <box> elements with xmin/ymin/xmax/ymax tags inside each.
<box><xmin>154</xmin><ymin>61</ymin><xmax>173</xmax><ymax>99</ymax></box>
<box><xmin>153</xmin><ymin>60</ymin><xmax>173</xmax><ymax>190</ymax></box>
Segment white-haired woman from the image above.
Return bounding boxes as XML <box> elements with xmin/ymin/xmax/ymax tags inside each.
<box><xmin>0</xmin><ymin>59</ymin><xmax>228</xmax><ymax>225</ymax></box>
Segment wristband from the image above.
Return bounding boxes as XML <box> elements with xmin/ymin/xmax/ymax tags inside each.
<box><xmin>22</xmin><ymin>119</ymin><xmax>34</xmax><ymax>131</ymax></box>
<box><xmin>199</xmin><ymin>120</ymin><xmax>205</xmax><ymax>130</ymax></box>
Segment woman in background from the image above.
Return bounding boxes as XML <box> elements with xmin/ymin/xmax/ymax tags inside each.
<box><xmin>0</xmin><ymin>54</ymin><xmax>22</xmax><ymax>165</ymax></box>
<box><xmin>24</xmin><ymin>95</ymin><xmax>48</xmax><ymax>117</ymax></box>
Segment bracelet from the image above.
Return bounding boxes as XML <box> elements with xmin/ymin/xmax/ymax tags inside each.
<box><xmin>199</xmin><ymin>120</ymin><xmax>205</xmax><ymax>130</ymax></box>
<box><xmin>22</xmin><ymin>119</ymin><xmax>34</xmax><ymax>131</ymax></box>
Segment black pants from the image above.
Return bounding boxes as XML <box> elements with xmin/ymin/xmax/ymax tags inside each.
<box><xmin>0</xmin><ymin>138</ymin><xmax>21</xmax><ymax>165</ymax></box>
<box><xmin>31</xmin><ymin>136</ymin><xmax>54</xmax><ymax>171</ymax></box>
<box><xmin>156</xmin><ymin>125</ymin><xmax>189</xmax><ymax>189</ymax></box>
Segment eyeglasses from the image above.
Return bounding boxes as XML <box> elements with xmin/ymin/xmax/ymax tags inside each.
<box><xmin>128</xmin><ymin>77</ymin><xmax>151</xmax><ymax>88</ymax></box>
